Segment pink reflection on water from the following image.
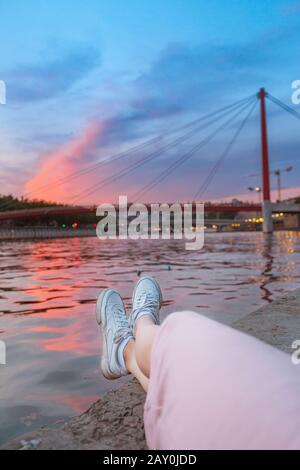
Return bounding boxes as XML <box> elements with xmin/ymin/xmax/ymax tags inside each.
<box><xmin>20</xmin><ymin>239</ymin><xmax>99</xmax><ymax>355</ymax></box>
<box><xmin>31</xmin><ymin>308</ymin><xmax>98</xmax><ymax>355</ymax></box>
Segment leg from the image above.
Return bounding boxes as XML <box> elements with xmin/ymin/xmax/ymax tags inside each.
<box><xmin>123</xmin><ymin>339</ymin><xmax>149</xmax><ymax>392</ymax></box>
<box><xmin>96</xmin><ymin>282</ymin><xmax>160</xmax><ymax>391</ymax></box>
<box><xmin>128</xmin><ymin>276</ymin><xmax>163</xmax><ymax>378</ymax></box>
<box><xmin>134</xmin><ymin>316</ymin><xmax>159</xmax><ymax>378</ymax></box>
<box><xmin>123</xmin><ymin>316</ymin><xmax>160</xmax><ymax>390</ymax></box>
<box><xmin>144</xmin><ymin>311</ymin><xmax>300</xmax><ymax>450</ymax></box>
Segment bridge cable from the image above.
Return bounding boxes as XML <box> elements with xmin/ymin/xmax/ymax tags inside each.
<box><xmin>67</xmin><ymin>96</ymin><xmax>256</xmax><ymax>204</ymax></box>
<box><xmin>267</xmin><ymin>93</ymin><xmax>300</xmax><ymax>121</ymax></box>
<box><xmin>131</xmin><ymin>97</ymin><xmax>257</xmax><ymax>203</ymax></box>
<box><xmin>193</xmin><ymin>98</ymin><xmax>258</xmax><ymax>200</ymax></box>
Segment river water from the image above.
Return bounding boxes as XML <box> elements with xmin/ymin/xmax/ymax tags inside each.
<box><xmin>0</xmin><ymin>231</ymin><xmax>300</xmax><ymax>444</ymax></box>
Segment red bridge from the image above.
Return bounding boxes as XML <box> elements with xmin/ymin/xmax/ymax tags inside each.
<box><xmin>1</xmin><ymin>202</ymin><xmax>299</xmax><ymax>222</ymax></box>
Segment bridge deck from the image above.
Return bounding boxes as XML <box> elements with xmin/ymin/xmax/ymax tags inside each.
<box><xmin>0</xmin><ymin>203</ymin><xmax>299</xmax><ymax>221</ymax></box>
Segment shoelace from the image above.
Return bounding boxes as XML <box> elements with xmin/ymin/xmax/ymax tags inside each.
<box><xmin>132</xmin><ymin>291</ymin><xmax>159</xmax><ymax>320</ymax></box>
<box><xmin>113</xmin><ymin>305</ymin><xmax>132</xmax><ymax>344</ymax></box>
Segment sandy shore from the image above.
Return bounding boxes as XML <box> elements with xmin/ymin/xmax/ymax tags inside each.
<box><xmin>2</xmin><ymin>289</ymin><xmax>300</xmax><ymax>450</ymax></box>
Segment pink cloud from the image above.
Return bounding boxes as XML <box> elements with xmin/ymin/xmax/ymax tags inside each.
<box><xmin>25</xmin><ymin>121</ymin><xmax>106</xmax><ymax>202</ymax></box>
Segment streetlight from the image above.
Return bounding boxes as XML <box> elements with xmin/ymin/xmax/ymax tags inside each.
<box><xmin>248</xmin><ymin>186</ymin><xmax>262</xmax><ymax>203</ymax></box>
<box><xmin>248</xmin><ymin>165</ymin><xmax>293</xmax><ymax>203</ymax></box>
<box><xmin>273</xmin><ymin>166</ymin><xmax>293</xmax><ymax>202</ymax></box>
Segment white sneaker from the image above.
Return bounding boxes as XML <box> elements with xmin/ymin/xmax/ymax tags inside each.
<box><xmin>130</xmin><ymin>276</ymin><xmax>163</xmax><ymax>334</ymax></box>
<box><xmin>96</xmin><ymin>288</ymin><xmax>133</xmax><ymax>380</ymax></box>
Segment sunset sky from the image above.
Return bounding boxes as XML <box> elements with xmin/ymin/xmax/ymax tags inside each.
<box><xmin>0</xmin><ymin>0</ymin><xmax>299</xmax><ymax>204</ymax></box>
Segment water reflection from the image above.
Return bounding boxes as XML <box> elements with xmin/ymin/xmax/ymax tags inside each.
<box><xmin>0</xmin><ymin>231</ymin><xmax>300</xmax><ymax>444</ymax></box>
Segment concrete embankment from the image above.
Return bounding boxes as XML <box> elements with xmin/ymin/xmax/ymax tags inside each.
<box><xmin>2</xmin><ymin>289</ymin><xmax>300</xmax><ymax>450</ymax></box>
<box><xmin>0</xmin><ymin>228</ymin><xmax>96</xmax><ymax>240</ymax></box>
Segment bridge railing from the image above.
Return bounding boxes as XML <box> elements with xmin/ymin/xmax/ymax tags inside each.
<box><xmin>0</xmin><ymin>227</ymin><xmax>96</xmax><ymax>240</ymax></box>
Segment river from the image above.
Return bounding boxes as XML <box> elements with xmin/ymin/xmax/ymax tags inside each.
<box><xmin>0</xmin><ymin>231</ymin><xmax>300</xmax><ymax>444</ymax></box>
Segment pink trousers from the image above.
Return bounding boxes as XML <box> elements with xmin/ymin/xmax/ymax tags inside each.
<box><xmin>144</xmin><ymin>311</ymin><xmax>300</xmax><ymax>450</ymax></box>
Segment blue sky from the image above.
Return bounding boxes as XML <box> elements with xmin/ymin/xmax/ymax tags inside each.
<box><xmin>0</xmin><ymin>0</ymin><xmax>299</xmax><ymax>203</ymax></box>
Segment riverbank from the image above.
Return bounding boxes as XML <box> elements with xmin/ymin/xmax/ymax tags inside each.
<box><xmin>2</xmin><ymin>288</ymin><xmax>300</xmax><ymax>450</ymax></box>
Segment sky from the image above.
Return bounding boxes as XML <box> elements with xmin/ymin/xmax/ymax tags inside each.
<box><xmin>0</xmin><ymin>0</ymin><xmax>299</xmax><ymax>204</ymax></box>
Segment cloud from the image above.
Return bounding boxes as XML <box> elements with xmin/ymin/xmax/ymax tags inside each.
<box><xmin>20</xmin><ymin>23</ymin><xmax>300</xmax><ymax>204</ymax></box>
<box><xmin>25</xmin><ymin>120</ymin><xmax>107</xmax><ymax>201</ymax></box>
<box><xmin>0</xmin><ymin>162</ymin><xmax>31</xmax><ymax>196</ymax></box>
<box><xmin>4</xmin><ymin>45</ymin><xmax>101</xmax><ymax>103</ymax></box>
<box><xmin>134</xmin><ymin>43</ymin><xmax>266</xmax><ymax>113</ymax></box>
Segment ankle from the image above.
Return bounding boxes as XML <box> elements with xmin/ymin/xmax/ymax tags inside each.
<box><xmin>123</xmin><ymin>339</ymin><xmax>135</xmax><ymax>372</ymax></box>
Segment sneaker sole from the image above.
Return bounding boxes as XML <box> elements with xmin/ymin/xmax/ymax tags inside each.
<box><xmin>131</xmin><ymin>276</ymin><xmax>163</xmax><ymax>325</ymax></box>
<box><xmin>96</xmin><ymin>288</ymin><xmax>122</xmax><ymax>380</ymax></box>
